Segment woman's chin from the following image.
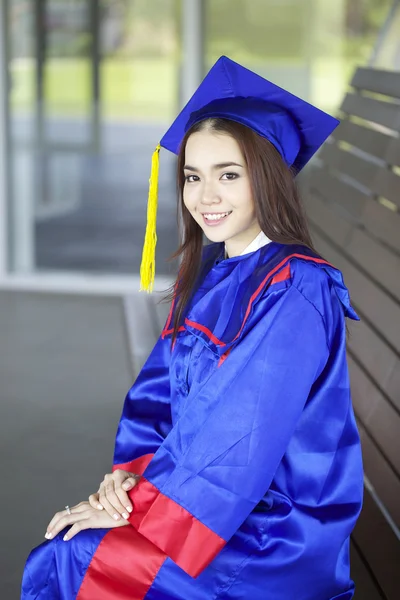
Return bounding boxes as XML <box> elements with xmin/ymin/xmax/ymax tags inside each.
<box><xmin>203</xmin><ymin>230</ymin><xmax>231</xmax><ymax>243</ymax></box>
<box><xmin>199</xmin><ymin>221</ymin><xmax>236</xmax><ymax>243</ymax></box>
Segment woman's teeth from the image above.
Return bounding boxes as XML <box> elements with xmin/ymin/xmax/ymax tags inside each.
<box><xmin>203</xmin><ymin>212</ymin><xmax>231</xmax><ymax>221</ymax></box>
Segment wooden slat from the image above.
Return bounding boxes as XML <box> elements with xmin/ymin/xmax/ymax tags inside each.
<box><xmin>350</xmin><ymin>540</ymin><xmax>385</xmax><ymax>600</ymax></box>
<box><xmin>348</xmin><ymin>357</ymin><xmax>400</xmax><ymax>477</ymax></box>
<box><xmin>308</xmin><ymin>167</ymin><xmax>367</xmax><ymax>219</ymax></box>
<box><xmin>307</xmin><ymin>171</ymin><xmax>400</xmax><ymax>255</ymax></box>
<box><xmin>352</xmin><ymin>487</ymin><xmax>400</xmax><ymax>599</ymax></box>
<box><xmin>348</xmin><ymin>356</ymin><xmax>380</xmax><ymax>425</ymax></box>
<box><xmin>351</xmin><ymin>67</ymin><xmax>400</xmax><ymax>100</ymax></box>
<box><xmin>310</xmin><ymin>66</ymin><xmax>400</xmax><ymax>598</ymax></box>
<box><xmin>311</xmin><ymin>232</ymin><xmax>400</xmax><ymax>355</ymax></box>
<box><xmin>348</xmin><ymin>357</ymin><xmax>400</xmax><ymax>475</ymax></box>
<box><xmin>304</xmin><ymin>193</ymin><xmax>353</xmax><ymax>247</ymax></box>
<box><xmin>386</xmin><ymin>359</ymin><xmax>400</xmax><ymax>409</ymax></box>
<box><xmin>319</xmin><ymin>144</ymin><xmax>379</xmax><ymax>190</ymax></box>
<box><xmin>333</xmin><ymin>120</ymin><xmax>393</xmax><ymax>160</ymax></box>
<box><xmin>307</xmin><ymin>192</ymin><xmax>400</xmax><ymax>304</ymax></box>
<box><xmin>341</xmin><ymin>93</ymin><xmax>400</xmax><ymax>131</ymax></box>
<box><xmin>358</xmin><ymin>423</ymin><xmax>400</xmax><ymax>527</ymax></box>
<box><xmin>372</xmin><ymin>168</ymin><xmax>400</xmax><ymax>209</ymax></box>
<box><xmin>361</xmin><ymin>199</ymin><xmax>400</xmax><ymax>253</ymax></box>
<box><xmin>386</xmin><ymin>137</ymin><xmax>400</xmax><ymax>167</ymax></box>
<box><xmin>307</xmin><ymin>199</ymin><xmax>400</xmax><ymax>353</ymax></box>
<box><xmin>346</xmin><ymin>227</ymin><xmax>400</xmax><ymax>303</ymax></box>
<box><xmin>347</xmin><ymin>321</ymin><xmax>399</xmax><ymax>411</ymax></box>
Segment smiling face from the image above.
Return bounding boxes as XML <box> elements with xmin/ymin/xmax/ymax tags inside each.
<box><xmin>183</xmin><ymin>126</ymin><xmax>261</xmax><ymax>257</ymax></box>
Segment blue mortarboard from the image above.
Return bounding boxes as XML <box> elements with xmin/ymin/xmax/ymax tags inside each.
<box><xmin>140</xmin><ymin>55</ymin><xmax>339</xmax><ymax>292</ymax></box>
<box><xmin>161</xmin><ymin>55</ymin><xmax>339</xmax><ymax>172</ymax></box>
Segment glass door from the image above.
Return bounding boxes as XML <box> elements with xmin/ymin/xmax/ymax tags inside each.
<box><xmin>7</xmin><ymin>0</ymin><xmax>100</xmax><ymax>270</ymax></box>
<box><xmin>7</xmin><ymin>0</ymin><xmax>180</xmax><ymax>275</ymax></box>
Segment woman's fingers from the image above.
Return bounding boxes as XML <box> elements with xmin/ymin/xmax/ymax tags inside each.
<box><xmin>116</xmin><ymin>478</ymin><xmax>135</xmax><ymax>512</ymax></box>
<box><xmin>45</xmin><ymin>503</ymin><xmax>86</xmax><ymax>535</ymax></box>
<box><xmin>44</xmin><ymin>501</ymin><xmax>131</xmax><ymax>542</ymax></box>
<box><xmin>90</xmin><ymin>470</ymin><xmax>141</xmax><ymax>519</ymax></box>
<box><xmin>46</xmin><ymin>510</ymin><xmax>64</xmax><ymax>534</ymax></box>
<box><xmin>103</xmin><ymin>481</ymin><xmax>129</xmax><ymax>519</ymax></box>
<box><xmin>115</xmin><ymin>471</ymin><xmax>140</xmax><ymax>513</ymax></box>
<box><xmin>64</xmin><ymin>505</ymin><xmax>129</xmax><ymax>540</ymax></box>
<box><xmin>122</xmin><ymin>475</ymin><xmax>140</xmax><ymax>492</ymax></box>
<box><xmin>45</xmin><ymin>507</ymin><xmax>89</xmax><ymax>540</ymax></box>
<box><xmin>88</xmin><ymin>492</ymin><xmax>103</xmax><ymax>511</ymax></box>
<box><xmin>98</xmin><ymin>484</ymin><xmax>125</xmax><ymax>521</ymax></box>
<box><xmin>63</xmin><ymin>521</ymin><xmax>85</xmax><ymax>541</ymax></box>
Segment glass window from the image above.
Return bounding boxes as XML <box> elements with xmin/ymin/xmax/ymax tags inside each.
<box><xmin>7</xmin><ymin>0</ymin><xmax>180</xmax><ymax>275</ymax></box>
<box><xmin>4</xmin><ymin>0</ymin><xmax>396</xmax><ymax>276</ymax></box>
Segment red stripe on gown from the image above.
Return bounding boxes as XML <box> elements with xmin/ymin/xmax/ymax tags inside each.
<box><xmin>217</xmin><ymin>264</ymin><xmax>291</xmax><ymax>367</ymax></box>
<box><xmin>162</xmin><ymin>254</ymin><xmax>332</xmax><ymax>346</ymax></box>
<box><xmin>232</xmin><ymin>253</ymin><xmax>332</xmax><ymax>342</ymax></box>
<box><xmin>77</xmin><ymin>454</ymin><xmax>167</xmax><ymax>600</ymax></box>
<box><xmin>270</xmin><ymin>263</ymin><xmax>291</xmax><ymax>285</ymax></box>
<box><xmin>184</xmin><ymin>318</ymin><xmax>226</xmax><ymax>347</ymax></box>
<box><xmin>76</xmin><ymin>526</ymin><xmax>167</xmax><ymax>600</ymax></box>
<box><xmin>115</xmin><ymin>457</ymin><xmax>225</xmax><ymax>576</ymax></box>
<box><xmin>114</xmin><ymin>453</ymin><xmax>224</xmax><ymax>576</ymax></box>
<box><xmin>128</xmin><ymin>478</ymin><xmax>226</xmax><ymax>578</ymax></box>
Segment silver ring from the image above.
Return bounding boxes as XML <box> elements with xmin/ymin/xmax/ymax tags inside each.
<box><xmin>65</xmin><ymin>505</ymin><xmax>71</xmax><ymax>515</ymax></box>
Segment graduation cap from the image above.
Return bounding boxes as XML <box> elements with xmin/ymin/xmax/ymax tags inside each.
<box><xmin>140</xmin><ymin>55</ymin><xmax>339</xmax><ymax>292</ymax></box>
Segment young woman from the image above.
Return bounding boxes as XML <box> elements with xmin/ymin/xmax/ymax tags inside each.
<box><xmin>22</xmin><ymin>56</ymin><xmax>363</xmax><ymax>600</ymax></box>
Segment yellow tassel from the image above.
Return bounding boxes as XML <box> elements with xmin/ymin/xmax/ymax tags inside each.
<box><xmin>140</xmin><ymin>144</ymin><xmax>161</xmax><ymax>292</ymax></box>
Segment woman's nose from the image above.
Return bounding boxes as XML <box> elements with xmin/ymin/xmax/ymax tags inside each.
<box><xmin>201</xmin><ymin>181</ymin><xmax>221</xmax><ymax>205</ymax></box>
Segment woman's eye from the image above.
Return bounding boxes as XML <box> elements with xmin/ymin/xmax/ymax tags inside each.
<box><xmin>221</xmin><ymin>172</ymin><xmax>239</xmax><ymax>180</ymax></box>
<box><xmin>184</xmin><ymin>174</ymin><xmax>199</xmax><ymax>183</ymax></box>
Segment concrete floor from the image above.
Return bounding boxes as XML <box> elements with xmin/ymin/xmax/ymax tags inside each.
<box><xmin>0</xmin><ymin>289</ymin><xmax>168</xmax><ymax>598</ymax></box>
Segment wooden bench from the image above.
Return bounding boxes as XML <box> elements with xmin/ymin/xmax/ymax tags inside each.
<box><xmin>301</xmin><ymin>66</ymin><xmax>400</xmax><ymax>599</ymax></box>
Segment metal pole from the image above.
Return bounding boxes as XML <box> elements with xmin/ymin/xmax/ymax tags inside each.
<box><xmin>0</xmin><ymin>0</ymin><xmax>10</xmax><ymax>275</ymax></box>
<box><xmin>369</xmin><ymin>0</ymin><xmax>400</xmax><ymax>66</ymax></box>
<box><xmin>34</xmin><ymin>0</ymin><xmax>45</xmax><ymax>207</ymax></box>
<box><xmin>90</xmin><ymin>0</ymin><xmax>101</xmax><ymax>152</ymax></box>
<box><xmin>9</xmin><ymin>0</ymin><xmax>40</xmax><ymax>273</ymax></box>
<box><xmin>181</xmin><ymin>0</ymin><xmax>204</xmax><ymax>106</ymax></box>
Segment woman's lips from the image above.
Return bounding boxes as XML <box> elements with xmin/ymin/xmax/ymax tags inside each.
<box><xmin>202</xmin><ymin>212</ymin><xmax>232</xmax><ymax>227</ymax></box>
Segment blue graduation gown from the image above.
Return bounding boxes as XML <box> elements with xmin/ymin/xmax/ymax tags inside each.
<box><xmin>22</xmin><ymin>242</ymin><xmax>364</xmax><ymax>600</ymax></box>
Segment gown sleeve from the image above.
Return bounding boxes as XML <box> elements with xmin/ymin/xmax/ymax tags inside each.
<box><xmin>113</xmin><ymin>334</ymin><xmax>172</xmax><ymax>475</ymax></box>
<box><xmin>126</xmin><ymin>283</ymin><xmax>330</xmax><ymax>576</ymax></box>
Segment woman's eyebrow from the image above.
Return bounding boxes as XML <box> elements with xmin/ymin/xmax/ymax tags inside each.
<box><xmin>214</xmin><ymin>162</ymin><xmax>244</xmax><ymax>169</ymax></box>
<box><xmin>183</xmin><ymin>162</ymin><xmax>244</xmax><ymax>171</ymax></box>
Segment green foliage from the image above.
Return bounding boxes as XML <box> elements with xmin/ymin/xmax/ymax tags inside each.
<box><xmin>8</xmin><ymin>0</ymin><xmax>395</xmax><ymax>119</ymax></box>
<box><xmin>205</xmin><ymin>0</ymin><xmax>307</xmax><ymax>60</ymax></box>
<box><xmin>10</xmin><ymin>58</ymin><xmax>178</xmax><ymax>119</ymax></box>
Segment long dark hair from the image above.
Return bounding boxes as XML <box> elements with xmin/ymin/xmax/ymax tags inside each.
<box><xmin>166</xmin><ymin>118</ymin><xmax>317</xmax><ymax>343</ymax></box>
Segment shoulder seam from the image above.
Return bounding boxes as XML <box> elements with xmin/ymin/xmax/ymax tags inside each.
<box><xmin>292</xmin><ymin>284</ymin><xmax>331</xmax><ymax>353</ymax></box>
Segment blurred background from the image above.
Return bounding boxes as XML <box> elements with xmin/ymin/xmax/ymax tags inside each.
<box><xmin>0</xmin><ymin>0</ymin><xmax>399</xmax><ymax>278</ymax></box>
<box><xmin>0</xmin><ymin>1</ymin><xmax>399</xmax><ymax>598</ymax></box>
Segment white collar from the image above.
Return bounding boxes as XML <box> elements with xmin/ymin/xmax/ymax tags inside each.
<box><xmin>224</xmin><ymin>230</ymin><xmax>272</xmax><ymax>258</ymax></box>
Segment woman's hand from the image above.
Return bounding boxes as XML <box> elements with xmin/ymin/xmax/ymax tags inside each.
<box><xmin>44</xmin><ymin>501</ymin><xmax>128</xmax><ymax>541</ymax></box>
<box><xmin>88</xmin><ymin>470</ymin><xmax>141</xmax><ymax>521</ymax></box>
